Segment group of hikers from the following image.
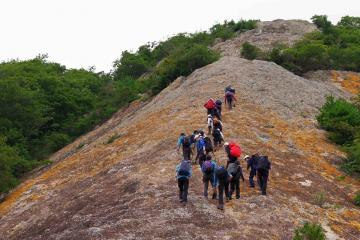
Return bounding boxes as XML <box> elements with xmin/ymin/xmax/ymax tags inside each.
<box><xmin>175</xmin><ymin>85</ymin><xmax>271</xmax><ymax>210</ymax></box>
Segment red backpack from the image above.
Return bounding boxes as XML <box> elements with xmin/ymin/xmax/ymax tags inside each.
<box><xmin>204</xmin><ymin>99</ymin><xmax>216</xmax><ymax>109</ymax></box>
<box><xmin>229</xmin><ymin>142</ymin><xmax>241</xmax><ymax>158</ymax></box>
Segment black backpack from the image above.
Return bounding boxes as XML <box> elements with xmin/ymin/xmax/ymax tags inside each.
<box><xmin>257</xmin><ymin>156</ymin><xmax>270</xmax><ymax>170</ymax></box>
<box><xmin>204</xmin><ymin>137</ymin><xmax>213</xmax><ymax>152</ymax></box>
<box><xmin>183</xmin><ymin>136</ymin><xmax>191</xmax><ymax>147</ymax></box>
<box><xmin>212</xmin><ymin>128</ymin><xmax>221</xmax><ymax>140</ymax></box>
<box><xmin>178</xmin><ymin>160</ymin><xmax>191</xmax><ymax>176</ymax></box>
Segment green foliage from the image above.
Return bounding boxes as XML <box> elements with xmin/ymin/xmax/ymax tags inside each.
<box><xmin>293</xmin><ymin>222</ymin><xmax>326</xmax><ymax>240</ymax></box>
<box><xmin>311</xmin><ymin>15</ymin><xmax>333</xmax><ymax>34</ymax></box>
<box><xmin>268</xmin><ymin>15</ymin><xmax>360</xmax><ymax>75</ymax></box>
<box><xmin>317</xmin><ymin>96</ymin><xmax>360</xmax><ymax>174</ymax></box>
<box><xmin>241</xmin><ymin>42</ymin><xmax>262</xmax><ymax>60</ymax></box>
<box><xmin>354</xmin><ymin>192</ymin><xmax>360</xmax><ymax>206</ymax></box>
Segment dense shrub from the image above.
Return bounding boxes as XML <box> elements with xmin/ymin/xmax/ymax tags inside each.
<box><xmin>241</xmin><ymin>42</ymin><xmax>262</xmax><ymax>60</ymax></box>
<box><xmin>268</xmin><ymin>15</ymin><xmax>360</xmax><ymax>75</ymax></box>
<box><xmin>317</xmin><ymin>96</ymin><xmax>360</xmax><ymax>174</ymax></box>
<box><xmin>293</xmin><ymin>222</ymin><xmax>326</xmax><ymax>240</ymax></box>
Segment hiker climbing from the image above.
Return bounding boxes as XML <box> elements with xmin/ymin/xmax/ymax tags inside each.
<box><xmin>215</xmin><ymin>99</ymin><xmax>222</xmax><ymax>119</ymax></box>
<box><xmin>177</xmin><ymin>133</ymin><xmax>193</xmax><ymax>160</ymax></box>
<box><xmin>215</xmin><ymin>165</ymin><xmax>230</xmax><ymax>210</ymax></box>
<box><xmin>201</xmin><ymin>155</ymin><xmax>218</xmax><ymax>200</ymax></box>
<box><xmin>207</xmin><ymin>114</ymin><xmax>213</xmax><ymax>135</ymax></box>
<box><xmin>256</xmin><ymin>155</ymin><xmax>271</xmax><ymax>195</ymax></box>
<box><xmin>212</xmin><ymin>127</ymin><xmax>224</xmax><ymax>149</ymax></box>
<box><xmin>224</xmin><ymin>141</ymin><xmax>241</xmax><ymax>168</ymax></box>
<box><xmin>245</xmin><ymin>154</ymin><xmax>258</xmax><ymax>188</ymax></box>
<box><xmin>224</xmin><ymin>86</ymin><xmax>237</xmax><ymax>110</ymax></box>
<box><xmin>213</xmin><ymin>116</ymin><xmax>223</xmax><ymax>132</ymax></box>
<box><xmin>227</xmin><ymin>160</ymin><xmax>245</xmax><ymax>200</ymax></box>
<box><xmin>204</xmin><ymin>98</ymin><xmax>216</xmax><ymax>116</ymax></box>
<box><xmin>204</xmin><ymin>135</ymin><xmax>215</xmax><ymax>157</ymax></box>
<box><xmin>195</xmin><ymin>131</ymin><xmax>206</xmax><ymax>166</ymax></box>
<box><xmin>176</xmin><ymin>159</ymin><xmax>192</xmax><ymax>203</ymax></box>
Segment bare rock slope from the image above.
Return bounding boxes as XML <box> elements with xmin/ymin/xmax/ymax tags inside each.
<box><xmin>0</xmin><ymin>55</ymin><xmax>359</xmax><ymax>240</ymax></box>
<box><xmin>213</xmin><ymin>19</ymin><xmax>317</xmax><ymax>57</ymax></box>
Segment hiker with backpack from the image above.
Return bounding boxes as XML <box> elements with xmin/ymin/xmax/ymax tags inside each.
<box><xmin>215</xmin><ymin>99</ymin><xmax>222</xmax><ymax>118</ymax></box>
<box><xmin>176</xmin><ymin>159</ymin><xmax>192</xmax><ymax>203</ymax></box>
<box><xmin>203</xmin><ymin>135</ymin><xmax>215</xmax><ymax>158</ymax></box>
<box><xmin>177</xmin><ymin>133</ymin><xmax>193</xmax><ymax>160</ymax></box>
<box><xmin>212</xmin><ymin>127</ymin><xmax>224</xmax><ymax>148</ymax></box>
<box><xmin>245</xmin><ymin>154</ymin><xmax>258</xmax><ymax>188</ymax></box>
<box><xmin>227</xmin><ymin>160</ymin><xmax>245</xmax><ymax>200</ymax></box>
<box><xmin>224</xmin><ymin>142</ymin><xmax>241</xmax><ymax>168</ymax></box>
<box><xmin>207</xmin><ymin>114</ymin><xmax>213</xmax><ymax>135</ymax></box>
<box><xmin>204</xmin><ymin>98</ymin><xmax>216</xmax><ymax>116</ymax></box>
<box><xmin>215</xmin><ymin>165</ymin><xmax>230</xmax><ymax>210</ymax></box>
<box><xmin>213</xmin><ymin>117</ymin><xmax>223</xmax><ymax>132</ymax></box>
<box><xmin>224</xmin><ymin>90</ymin><xmax>237</xmax><ymax>110</ymax></box>
<box><xmin>256</xmin><ymin>155</ymin><xmax>271</xmax><ymax>195</ymax></box>
<box><xmin>195</xmin><ymin>132</ymin><xmax>206</xmax><ymax>166</ymax></box>
<box><xmin>201</xmin><ymin>155</ymin><xmax>218</xmax><ymax>200</ymax></box>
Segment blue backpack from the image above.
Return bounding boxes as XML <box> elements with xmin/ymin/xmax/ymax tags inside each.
<box><xmin>178</xmin><ymin>160</ymin><xmax>190</xmax><ymax>177</ymax></box>
<box><xmin>197</xmin><ymin>138</ymin><xmax>205</xmax><ymax>151</ymax></box>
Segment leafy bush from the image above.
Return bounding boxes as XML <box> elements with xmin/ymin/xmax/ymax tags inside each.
<box><xmin>241</xmin><ymin>42</ymin><xmax>261</xmax><ymax>60</ymax></box>
<box><xmin>317</xmin><ymin>96</ymin><xmax>360</xmax><ymax>175</ymax></box>
<box><xmin>293</xmin><ymin>222</ymin><xmax>326</xmax><ymax>240</ymax></box>
<box><xmin>268</xmin><ymin>15</ymin><xmax>360</xmax><ymax>75</ymax></box>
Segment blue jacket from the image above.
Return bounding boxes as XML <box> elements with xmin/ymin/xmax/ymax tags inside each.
<box><xmin>176</xmin><ymin>160</ymin><xmax>192</xmax><ymax>180</ymax></box>
<box><xmin>201</xmin><ymin>160</ymin><xmax>218</xmax><ymax>186</ymax></box>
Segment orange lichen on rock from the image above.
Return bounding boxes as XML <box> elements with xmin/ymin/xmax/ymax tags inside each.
<box><xmin>331</xmin><ymin>70</ymin><xmax>360</xmax><ymax>94</ymax></box>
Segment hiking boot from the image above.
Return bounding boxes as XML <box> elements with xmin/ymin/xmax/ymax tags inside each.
<box><xmin>217</xmin><ymin>204</ymin><xmax>224</xmax><ymax>210</ymax></box>
<box><xmin>236</xmin><ymin>196</ymin><xmax>240</xmax><ymax>199</ymax></box>
<box><xmin>179</xmin><ymin>198</ymin><xmax>184</xmax><ymax>203</ymax></box>
<box><xmin>249</xmin><ymin>185</ymin><xmax>255</xmax><ymax>188</ymax></box>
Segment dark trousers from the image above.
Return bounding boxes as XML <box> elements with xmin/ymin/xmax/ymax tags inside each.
<box><xmin>182</xmin><ymin>147</ymin><xmax>191</xmax><ymax>160</ymax></box>
<box><xmin>196</xmin><ymin>151</ymin><xmax>205</xmax><ymax>166</ymax></box>
<box><xmin>227</xmin><ymin>98</ymin><xmax>233</xmax><ymax>110</ymax></box>
<box><xmin>203</xmin><ymin>174</ymin><xmax>216</xmax><ymax>198</ymax></box>
<box><xmin>249</xmin><ymin>169</ymin><xmax>256</xmax><ymax>187</ymax></box>
<box><xmin>218</xmin><ymin>180</ymin><xmax>229</xmax><ymax>206</ymax></box>
<box><xmin>257</xmin><ymin>169</ymin><xmax>269</xmax><ymax>195</ymax></box>
<box><xmin>229</xmin><ymin>178</ymin><xmax>240</xmax><ymax>199</ymax></box>
<box><xmin>178</xmin><ymin>178</ymin><xmax>189</xmax><ymax>201</ymax></box>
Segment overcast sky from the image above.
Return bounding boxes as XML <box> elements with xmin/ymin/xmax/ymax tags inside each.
<box><xmin>1</xmin><ymin>0</ymin><xmax>359</xmax><ymax>72</ymax></box>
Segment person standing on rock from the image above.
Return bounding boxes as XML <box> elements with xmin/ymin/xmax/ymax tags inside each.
<box><xmin>201</xmin><ymin>155</ymin><xmax>218</xmax><ymax>200</ymax></box>
<box><xmin>176</xmin><ymin>159</ymin><xmax>192</xmax><ymax>203</ymax></box>
<box><xmin>177</xmin><ymin>133</ymin><xmax>192</xmax><ymax>160</ymax></box>
<box><xmin>245</xmin><ymin>154</ymin><xmax>258</xmax><ymax>188</ymax></box>
<box><xmin>256</xmin><ymin>155</ymin><xmax>271</xmax><ymax>195</ymax></box>
<box><xmin>215</xmin><ymin>165</ymin><xmax>230</xmax><ymax>210</ymax></box>
<box><xmin>227</xmin><ymin>160</ymin><xmax>245</xmax><ymax>200</ymax></box>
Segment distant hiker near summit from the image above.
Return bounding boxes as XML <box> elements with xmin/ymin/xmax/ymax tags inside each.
<box><xmin>224</xmin><ymin>85</ymin><xmax>236</xmax><ymax>110</ymax></box>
